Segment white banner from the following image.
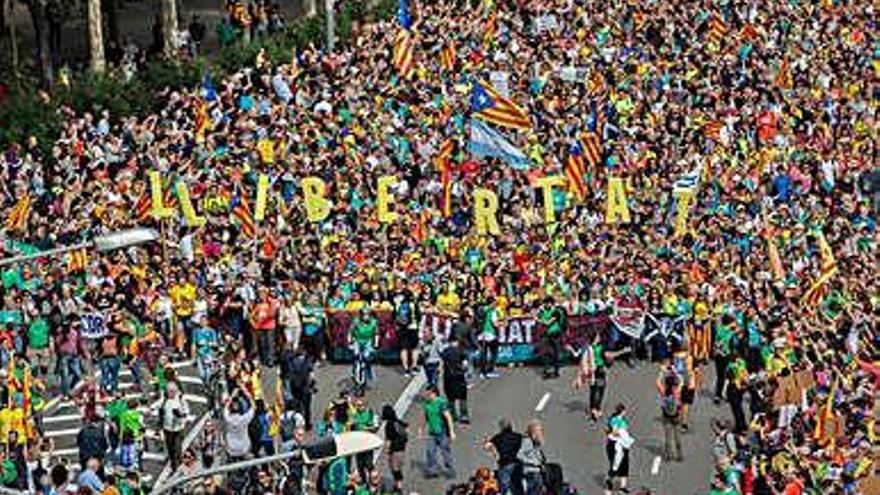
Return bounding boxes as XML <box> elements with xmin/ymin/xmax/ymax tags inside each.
<box><xmin>81</xmin><ymin>312</ymin><xmax>108</xmax><ymax>339</ymax></box>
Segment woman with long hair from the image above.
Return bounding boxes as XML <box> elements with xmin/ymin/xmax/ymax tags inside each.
<box><xmin>605</xmin><ymin>403</ymin><xmax>633</xmax><ymax>495</ymax></box>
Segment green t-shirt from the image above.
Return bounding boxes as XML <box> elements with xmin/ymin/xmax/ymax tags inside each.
<box><xmin>608</xmin><ymin>414</ymin><xmax>628</xmax><ymax>431</ymax></box>
<box><xmin>119</xmin><ymin>409</ymin><xmax>143</xmax><ymax>439</ymax></box>
<box><xmin>592</xmin><ymin>344</ymin><xmax>606</xmax><ymax>368</ymax></box>
<box><xmin>481</xmin><ymin>306</ymin><xmax>497</xmax><ymax>337</ymax></box>
<box><xmin>0</xmin><ymin>458</ymin><xmax>16</xmax><ymax>485</ymax></box>
<box><xmin>27</xmin><ymin>318</ymin><xmax>50</xmax><ymax>349</ymax></box>
<box><xmin>106</xmin><ymin>399</ymin><xmax>129</xmax><ymax>424</ymax></box>
<box><xmin>714</xmin><ymin>324</ymin><xmax>734</xmax><ymax>356</ymax></box>
<box><xmin>351</xmin><ymin>409</ymin><xmax>375</xmax><ymax>432</ymax></box>
<box><xmin>423</xmin><ymin>396</ymin><xmax>449</xmax><ymax>437</ymax></box>
<box><xmin>539</xmin><ymin>307</ymin><xmax>563</xmax><ymax>336</ymax></box>
<box><xmin>351</xmin><ymin>317</ymin><xmax>377</xmax><ymax>344</ymax></box>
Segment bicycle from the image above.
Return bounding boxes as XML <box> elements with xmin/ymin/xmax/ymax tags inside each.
<box><xmin>350</xmin><ymin>342</ymin><xmax>371</xmax><ymax>397</ymax></box>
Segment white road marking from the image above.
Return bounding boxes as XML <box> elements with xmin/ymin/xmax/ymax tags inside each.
<box><xmin>373</xmin><ymin>372</ymin><xmax>426</xmax><ymax>463</ymax></box>
<box><xmin>535</xmin><ymin>392</ymin><xmax>551</xmax><ymax>412</ymax></box>
<box><xmin>651</xmin><ymin>455</ymin><xmax>662</xmax><ymax>475</ymax></box>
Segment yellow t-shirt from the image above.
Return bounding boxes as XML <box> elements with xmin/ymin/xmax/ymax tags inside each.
<box><xmin>436</xmin><ymin>292</ymin><xmax>460</xmax><ymax>313</ymax></box>
<box><xmin>9</xmin><ymin>408</ymin><xmax>25</xmax><ymax>444</ymax></box>
<box><xmin>169</xmin><ymin>283</ymin><xmax>196</xmax><ymax>317</ymax></box>
<box><xmin>0</xmin><ymin>408</ymin><xmax>11</xmax><ymax>443</ymax></box>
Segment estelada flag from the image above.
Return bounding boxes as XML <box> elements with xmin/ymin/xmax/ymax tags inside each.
<box><xmin>436</xmin><ymin>139</ymin><xmax>455</xmax><ymax>216</ymax></box>
<box><xmin>66</xmin><ymin>248</ymin><xmax>89</xmax><ymax>274</ymax></box>
<box><xmin>774</xmin><ymin>59</ymin><xmax>793</xmax><ymax>89</ymax></box>
<box><xmin>470</xmin><ymin>80</ymin><xmax>530</xmax><ymax>130</ymax></box>
<box><xmin>483</xmin><ymin>8</ymin><xmax>499</xmax><ymax>47</ymax></box>
<box><xmin>134</xmin><ymin>193</ymin><xmax>152</xmax><ymax>222</ymax></box>
<box><xmin>565</xmin><ymin>144</ymin><xmax>587</xmax><ymax>201</ymax></box>
<box><xmin>393</xmin><ymin>29</ymin><xmax>416</xmax><ymax>79</ymax></box>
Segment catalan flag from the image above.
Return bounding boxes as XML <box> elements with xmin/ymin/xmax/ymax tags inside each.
<box><xmin>134</xmin><ymin>194</ymin><xmax>152</xmax><ymax>222</ymax></box>
<box><xmin>704</xmin><ymin>120</ymin><xmax>724</xmax><ymax>141</ymax></box>
<box><xmin>440</xmin><ymin>41</ymin><xmax>456</xmax><ymax>72</ymax></box>
<box><xmin>232</xmin><ymin>195</ymin><xmax>256</xmax><ymax>238</ymax></box>
<box><xmin>580</xmin><ymin>131</ymin><xmax>602</xmax><ymax>168</ymax></box>
<box><xmin>5</xmin><ymin>194</ymin><xmax>31</xmax><ymax>232</ymax></box>
<box><xmin>587</xmin><ymin>71</ymin><xmax>606</xmax><ymax>97</ymax></box>
<box><xmin>707</xmin><ymin>14</ymin><xmax>727</xmax><ymax>47</ymax></box>
<box><xmin>470</xmin><ymin>80</ymin><xmax>530</xmax><ymax>130</ymax></box>
<box><xmin>774</xmin><ymin>59</ymin><xmax>793</xmax><ymax>89</ymax></box>
<box><xmin>67</xmin><ymin>248</ymin><xmax>89</xmax><ymax>274</ymax></box>
<box><xmin>194</xmin><ymin>98</ymin><xmax>212</xmax><ymax>140</ymax></box>
<box><xmin>436</xmin><ymin>139</ymin><xmax>455</xmax><ymax>216</ymax></box>
<box><xmin>739</xmin><ymin>23</ymin><xmax>758</xmax><ymax>42</ymax></box>
<box><xmin>565</xmin><ymin>144</ymin><xmax>587</xmax><ymax>201</ymax></box>
<box><xmin>483</xmin><ymin>8</ymin><xmax>499</xmax><ymax>47</ymax></box>
<box><xmin>393</xmin><ymin>29</ymin><xmax>416</xmax><ymax>79</ymax></box>
<box><xmin>814</xmin><ymin>377</ymin><xmax>837</xmax><ymax>442</ymax></box>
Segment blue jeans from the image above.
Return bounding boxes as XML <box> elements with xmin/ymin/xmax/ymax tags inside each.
<box><xmin>497</xmin><ymin>463</ymin><xmax>518</xmax><ymax>495</ymax></box>
<box><xmin>100</xmin><ymin>357</ymin><xmax>121</xmax><ymax>393</ymax></box>
<box><xmin>423</xmin><ymin>362</ymin><xmax>439</xmax><ymax>389</ymax></box>
<box><xmin>351</xmin><ymin>342</ymin><xmax>374</xmax><ymax>385</ymax></box>
<box><xmin>58</xmin><ymin>354</ymin><xmax>82</xmax><ymax>397</ymax></box>
<box><xmin>524</xmin><ymin>472</ymin><xmax>543</xmax><ymax>495</ymax></box>
<box><xmin>425</xmin><ymin>435</ymin><xmax>454</xmax><ymax>476</ymax></box>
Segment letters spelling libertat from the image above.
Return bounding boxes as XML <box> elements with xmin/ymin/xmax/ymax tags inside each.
<box><xmin>148</xmin><ymin>171</ymin><xmax>637</xmax><ymax>232</ymax></box>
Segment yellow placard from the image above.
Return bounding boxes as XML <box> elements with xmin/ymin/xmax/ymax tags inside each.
<box><xmin>673</xmin><ymin>189</ymin><xmax>694</xmax><ymax>237</ymax></box>
<box><xmin>535</xmin><ymin>175</ymin><xmax>566</xmax><ymax>224</ymax></box>
<box><xmin>175</xmin><ymin>182</ymin><xmax>206</xmax><ymax>227</ymax></box>
<box><xmin>473</xmin><ymin>188</ymin><xmax>501</xmax><ymax>236</ymax></box>
<box><xmin>604</xmin><ymin>177</ymin><xmax>631</xmax><ymax>224</ymax></box>
<box><xmin>149</xmin><ymin>171</ymin><xmax>175</xmax><ymax>219</ymax></box>
<box><xmin>376</xmin><ymin>175</ymin><xmax>398</xmax><ymax>224</ymax></box>
<box><xmin>302</xmin><ymin>177</ymin><xmax>331</xmax><ymax>223</ymax></box>
<box><xmin>254</xmin><ymin>174</ymin><xmax>269</xmax><ymax>222</ymax></box>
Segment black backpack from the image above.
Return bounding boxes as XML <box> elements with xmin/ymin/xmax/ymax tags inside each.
<box><xmin>542</xmin><ymin>463</ymin><xmax>564</xmax><ymax>494</ymax></box>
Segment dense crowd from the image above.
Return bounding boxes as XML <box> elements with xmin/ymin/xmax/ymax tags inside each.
<box><xmin>0</xmin><ymin>0</ymin><xmax>878</xmax><ymax>494</ymax></box>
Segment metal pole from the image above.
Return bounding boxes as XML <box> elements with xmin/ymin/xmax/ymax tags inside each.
<box><xmin>0</xmin><ymin>241</ymin><xmax>92</xmax><ymax>267</ymax></box>
<box><xmin>151</xmin><ymin>447</ymin><xmax>306</xmax><ymax>495</ymax></box>
<box><xmin>325</xmin><ymin>0</ymin><xmax>335</xmax><ymax>51</ymax></box>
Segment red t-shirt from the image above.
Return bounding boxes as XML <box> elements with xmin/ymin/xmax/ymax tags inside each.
<box><xmin>252</xmin><ymin>300</ymin><xmax>277</xmax><ymax>331</ymax></box>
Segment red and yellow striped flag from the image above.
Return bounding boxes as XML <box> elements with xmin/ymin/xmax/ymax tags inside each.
<box><xmin>704</xmin><ymin>120</ymin><xmax>724</xmax><ymax>141</ymax></box>
<box><xmin>440</xmin><ymin>42</ymin><xmax>457</xmax><ymax>72</ymax></box>
<box><xmin>436</xmin><ymin>139</ymin><xmax>455</xmax><ymax>217</ymax></box>
<box><xmin>232</xmin><ymin>195</ymin><xmax>256</xmax><ymax>238</ymax></box>
<box><xmin>580</xmin><ymin>131</ymin><xmax>602</xmax><ymax>168</ymax></box>
<box><xmin>814</xmin><ymin>377</ymin><xmax>837</xmax><ymax>442</ymax></box>
<box><xmin>472</xmin><ymin>80</ymin><xmax>531</xmax><ymax>130</ymax></box>
<box><xmin>565</xmin><ymin>146</ymin><xmax>587</xmax><ymax>201</ymax></box>
<box><xmin>134</xmin><ymin>193</ymin><xmax>152</xmax><ymax>222</ymax></box>
<box><xmin>483</xmin><ymin>9</ymin><xmax>498</xmax><ymax>47</ymax></box>
<box><xmin>707</xmin><ymin>14</ymin><xmax>727</xmax><ymax>47</ymax></box>
<box><xmin>393</xmin><ymin>29</ymin><xmax>416</xmax><ymax>79</ymax></box>
<box><xmin>5</xmin><ymin>194</ymin><xmax>31</xmax><ymax>232</ymax></box>
<box><xmin>67</xmin><ymin>248</ymin><xmax>89</xmax><ymax>274</ymax></box>
<box><xmin>740</xmin><ymin>23</ymin><xmax>758</xmax><ymax>42</ymax></box>
<box><xmin>587</xmin><ymin>71</ymin><xmax>606</xmax><ymax>97</ymax></box>
<box><xmin>774</xmin><ymin>59</ymin><xmax>793</xmax><ymax>89</ymax></box>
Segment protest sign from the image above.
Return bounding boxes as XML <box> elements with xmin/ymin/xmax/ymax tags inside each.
<box><xmin>81</xmin><ymin>312</ymin><xmax>108</xmax><ymax>339</ymax></box>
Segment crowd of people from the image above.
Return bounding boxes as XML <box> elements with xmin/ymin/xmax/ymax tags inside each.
<box><xmin>0</xmin><ymin>0</ymin><xmax>878</xmax><ymax>493</ymax></box>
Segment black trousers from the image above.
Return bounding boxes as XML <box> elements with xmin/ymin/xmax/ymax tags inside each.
<box><xmin>543</xmin><ymin>333</ymin><xmax>562</xmax><ymax>374</ymax></box>
<box><xmin>480</xmin><ymin>340</ymin><xmax>498</xmax><ymax>374</ymax></box>
<box><xmin>714</xmin><ymin>355</ymin><xmax>730</xmax><ymax>399</ymax></box>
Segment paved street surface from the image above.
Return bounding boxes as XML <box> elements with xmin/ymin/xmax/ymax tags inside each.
<box><xmin>41</xmin><ymin>360</ymin><xmax>208</xmax><ymax>484</ymax></box>
<box><xmin>398</xmin><ymin>363</ymin><xmax>723</xmax><ymax>495</ymax></box>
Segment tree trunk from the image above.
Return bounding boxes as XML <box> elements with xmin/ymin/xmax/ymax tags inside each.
<box><xmin>87</xmin><ymin>0</ymin><xmax>105</xmax><ymax>73</ymax></box>
<box><xmin>26</xmin><ymin>0</ymin><xmax>53</xmax><ymax>86</ymax></box>
<box><xmin>160</xmin><ymin>0</ymin><xmax>177</xmax><ymax>59</ymax></box>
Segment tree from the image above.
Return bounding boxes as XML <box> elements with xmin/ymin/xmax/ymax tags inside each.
<box><xmin>22</xmin><ymin>0</ymin><xmax>53</xmax><ymax>86</ymax></box>
<box><xmin>160</xmin><ymin>0</ymin><xmax>177</xmax><ymax>59</ymax></box>
<box><xmin>87</xmin><ymin>0</ymin><xmax>104</xmax><ymax>73</ymax></box>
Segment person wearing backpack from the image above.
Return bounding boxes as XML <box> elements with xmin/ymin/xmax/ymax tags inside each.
<box><xmin>395</xmin><ymin>289</ymin><xmax>421</xmax><ymax>377</ymax></box>
<box><xmin>657</xmin><ymin>362</ymin><xmax>683</xmax><ymax>462</ymax></box>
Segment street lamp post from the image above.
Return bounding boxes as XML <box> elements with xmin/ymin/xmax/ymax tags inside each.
<box><xmin>325</xmin><ymin>0</ymin><xmax>335</xmax><ymax>51</ymax></box>
<box><xmin>0</xmin><ymin>228</ymin><xmax>160</xmax><ymax>267</ymax></box>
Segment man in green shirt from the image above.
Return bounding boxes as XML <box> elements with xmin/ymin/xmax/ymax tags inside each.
<box><xmin>478</xmin><ymin>297</ymin><xmax>500</xmax><ymax>378</ymax></box>
<box><xmin>27</xmin><ymin>317</ymin><xmax>51</xmax><ymax>375</ymax></box>
<box><xmin>350</xmin><ymin>398</ymin><xmax>377</xmax><ymax>482</ymax></box>
<box><xmin>349</xmin><ymin>307</ymin><xmax>379</xmax><ymax>388</ymax></box>
<box><xmin>421</xmin><ymin>386</ymin><xmax>455</xmax><ymax>478</ymax></box>
<box><xmin>539</xmin><ymin>299</ymin><xmax>566</xmax><ymax>379</ymax></box>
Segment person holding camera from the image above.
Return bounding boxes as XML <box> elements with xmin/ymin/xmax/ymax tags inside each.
<box><xmin>161</xmin><ymin>382</ymin><xmax>190</xmax><ymax>471</ymax></box>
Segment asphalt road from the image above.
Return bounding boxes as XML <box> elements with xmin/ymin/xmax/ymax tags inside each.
<box><xmin>396</xmin><ymin>362</ymin><xmax>724</xmax><ymax>495</ymax></box>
